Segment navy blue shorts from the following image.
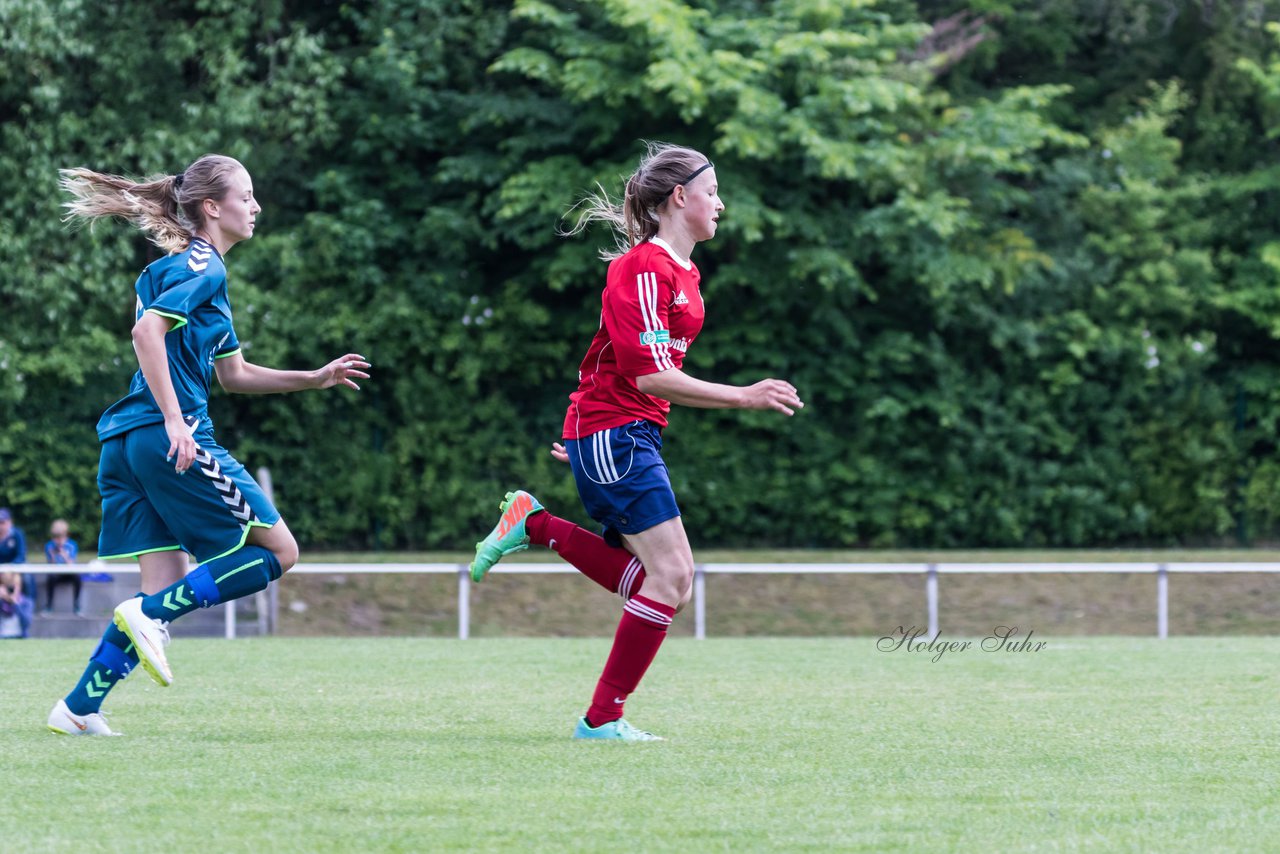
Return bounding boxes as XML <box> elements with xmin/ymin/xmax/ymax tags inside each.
<box><xmin>566</xmin><ymin>420</ymin><xmax>681</xmax><ymax>547</ymax></box>
<box><xmin>97</xmin><ymin>417</ymin><xmax>280</xmax><ymax>563</ymax></box>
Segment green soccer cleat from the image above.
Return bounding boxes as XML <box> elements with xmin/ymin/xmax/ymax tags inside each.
<box><xmin>469</xmin><ymin>490</ymin><xmax>545</xmax><ymax>583</ymax></box>
<box><xmin>572</xmin><ymin>716</ymin><xmax>664</xmax><ymax>741</ymax></box>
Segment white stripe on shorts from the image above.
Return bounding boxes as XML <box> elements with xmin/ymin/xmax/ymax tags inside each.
<box><xmin>593</xmin><ymin>429</ymin><xmax>621</xmax><ymax>483</ymax></box>
<box><xmin>591</xmin><ymin>431</ymin><xmax>612</xmax><ymax>484</ymax></box>
<box><xmin>601</xmin><ymin>429</ymin><xmax>621</xmax><ymax>482</ymax></box>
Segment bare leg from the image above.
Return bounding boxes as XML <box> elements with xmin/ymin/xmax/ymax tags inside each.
<box><xmin>620</xmin><ymin>517</ymin><xmax>694</xmax><ymax>609</ymax></box>
<box><xmin>247</xmin><ymin>518</ymin><xmax>299</xmax><ymax>572</ymax></box>
<box><xmin>138</xmin><ymin>550</ymin><xmax>190</xmax><ymax>595</ymax></box>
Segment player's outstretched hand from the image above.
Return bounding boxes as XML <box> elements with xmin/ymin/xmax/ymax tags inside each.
<box><xmin>743</xmin><ymin>379</ymin><xmax>804</xmax><ymax>416</ymax></box>
<box><xmin>314</xmin><ymin>354</ymin><xmax>371</xmax><ymax>391</ymax></box>
<box><xmin>550</xmin><ymin>442</ymin><xmax>570</xmax><ymax>464</ymax></box>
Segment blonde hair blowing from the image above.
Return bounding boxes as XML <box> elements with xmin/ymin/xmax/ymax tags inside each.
<box><xmin>567</xmin><ymin>142</ymin><xmax>709</xmax><ymax>260</ymax></box>
<box><xmin>60</xmin><ymin>154</ymin><xmax>245</xmax><ymax>255</ymax></box>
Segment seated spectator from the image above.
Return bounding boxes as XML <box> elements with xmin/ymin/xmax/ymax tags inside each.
<box><xmin>0</xmin><ymin>570</ymin><xmax>30</xmax><ymax>639</ymax></box>
<box><xmin>0</xmin><ymin>508</ymin><xmax>33</xmax><ymax>638</ymax></box>
<box><xmin>44</xmin><ymin>519</ymin><xmax>83</xmax><ymax>615</ymax></box>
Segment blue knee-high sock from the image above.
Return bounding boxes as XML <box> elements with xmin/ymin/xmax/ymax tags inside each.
<box><xmin>65</xmin><ymin>621</ymin><xmax>139</xmax><ymax>715</ymax></box>
<box><xmin>139</xmin><ymin>546</ymin><xmax>283</xmax><ymax>621</ymax></box>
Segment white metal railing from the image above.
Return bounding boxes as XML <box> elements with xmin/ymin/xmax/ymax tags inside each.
<box><xmin>25</xmin><ymin>561</ymin><xmax>1280</xmax><ymax>640</ymax></box>
<box><xmin>214</xmin><ymin>561</ymin><xmax>1280</xmax><ymax>640</ymax></box>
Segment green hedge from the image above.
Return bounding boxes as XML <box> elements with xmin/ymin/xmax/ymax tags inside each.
<box><xmin>4</xmin><ymin>1</ymin><xmax>1280</xmax><ymax>549</ymax></box>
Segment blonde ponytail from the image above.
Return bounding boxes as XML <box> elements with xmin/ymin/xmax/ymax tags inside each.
<box><xmin>565</xmin><ymin>142</ymin><xmax>710</xmax><ymax>260</ymax></box>
<box><xmin>60</xmin><ymin>154</ymin><xmax>244</xmax><ymax>255</ymax></box>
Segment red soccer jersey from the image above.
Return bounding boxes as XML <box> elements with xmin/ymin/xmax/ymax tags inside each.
<box><xmin>563</xmin><ymin>238</ymin><xmax>705</xmax><ymax>438</ymax></box>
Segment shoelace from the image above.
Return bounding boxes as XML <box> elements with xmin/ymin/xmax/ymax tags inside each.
<box><xmin>89</xmin><ymin>709</ymin><xmax>122</xmax><ymax>735</ymax></box>
<box><xmin>618</xmin><ymin>721</ymin><xmax>656</xmax><ymax>739</ymax></box>
<box><xmin>153</xmin><ymin>619</ymin><xmax>172</xmax><ymax>648</ymax></box>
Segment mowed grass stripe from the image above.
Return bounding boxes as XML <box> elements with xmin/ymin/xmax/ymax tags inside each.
<box><xmin>6</xmin><ymin>638</ymin><xmax>1279</xmax><ymax>852</ymax></box>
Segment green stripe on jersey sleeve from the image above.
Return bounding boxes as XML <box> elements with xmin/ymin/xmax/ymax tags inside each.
<box><xmin>145</xmin><ymin>308</ymin><xmax>188</xmax><ymax>331</ymax></box>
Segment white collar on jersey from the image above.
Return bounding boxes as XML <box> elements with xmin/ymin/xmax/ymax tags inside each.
<box><xmin>648</xmin><ymin>236</ymin><xmax>692</xmax><ymax>271</ymax></box>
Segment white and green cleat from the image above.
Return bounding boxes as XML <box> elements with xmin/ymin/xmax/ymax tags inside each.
<box><xmin>572</xmin><ymin>717</ymin><xmax>664</xmax><ymax>742</ymax></box>
<box><xmin>112</xmin><ymin>597</ymin><xmax>173</xmax><ymax>687</ymax></box>
<box><xmin>469</xmin><ymin>490</ymin><xmax>544</xmax><ymax>583</ymax></box>
<box><xmin>47</xmin><ymin>698</ymin><xmax>121</xmax><ymax>736</ymax></box>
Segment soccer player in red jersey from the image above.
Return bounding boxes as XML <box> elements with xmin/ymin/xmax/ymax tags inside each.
<box><xmin>471</xmin><ymin>143</ymin><xmax>803</xmax><ymax>740</ymax></box>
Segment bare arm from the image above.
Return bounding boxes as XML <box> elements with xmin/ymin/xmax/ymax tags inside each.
<box><xmin>549</xmin><ymin>370</ymin><xmax>804</xmax><ymax>463</ymax></box>
<box><xmin>214</xmin><ymin>352</ymin><xmax>370</xmax><ymax>395</ymax></box>
<box><xmin>132</xmin><ymin>311</ymin><xmax>199</xmax><ymax>473</ymax></box>
<box><xmin>635</xmin><ymin>369</ymin><xmax>803</xmax><ymax>415</ymax></box>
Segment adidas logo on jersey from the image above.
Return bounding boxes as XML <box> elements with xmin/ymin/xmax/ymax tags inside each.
<box><xmin>673</xmin><ymin>290</ymin><xmax>689</xmax><ymax>305</ymax></box>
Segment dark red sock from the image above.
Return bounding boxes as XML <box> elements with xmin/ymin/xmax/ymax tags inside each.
<box><xmin>586</xmin><ymin>595</ymin><xmax>675</xmax><ymax>726</ymax></box>
<box><xmin>526</xmin><ymin>511</ymin><xmax>646</xmax><ymax>599</ymax></box>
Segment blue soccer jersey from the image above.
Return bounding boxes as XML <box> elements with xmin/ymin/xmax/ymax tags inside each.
<box><xmin>96</xmin><ymin>238</ymin><xmax>241</xmax><ymax>441</ymax></box>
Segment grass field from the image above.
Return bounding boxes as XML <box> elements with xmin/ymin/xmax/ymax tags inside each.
<box><xmin>7</xmin><ymin>637</ymin><xmax>1280</xmax><ymax>852</ymax></box>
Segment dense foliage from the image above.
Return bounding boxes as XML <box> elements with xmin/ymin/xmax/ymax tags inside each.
<box><xmin>4</xmin><ymin>0</ymin><xmax>1280</xmax><ymax>549</ymax></box>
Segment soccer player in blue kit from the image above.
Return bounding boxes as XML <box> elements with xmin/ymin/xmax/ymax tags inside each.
<box><xmin>47</xmin><ymin>154</ymin><xmax>370</xmax><ymax>736</ymax></box>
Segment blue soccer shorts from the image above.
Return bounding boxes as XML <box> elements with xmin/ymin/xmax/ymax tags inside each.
<box><xmin>97</xmin><ymin>417</ymin><xmax>280</xmax><ymax>563</ymax></box>
<box><xmin>565</xmin><ymin>419</ymin><xmax>681</xmax><ymax>547</ymax></box>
